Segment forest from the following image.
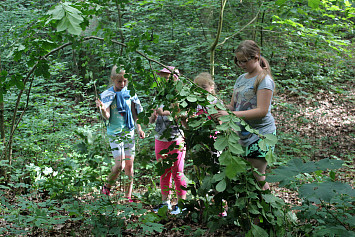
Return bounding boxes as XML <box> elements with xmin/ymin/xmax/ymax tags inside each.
<box><xmin>0</xmin><ymin>0</ymin><xmax>354</xmax><ymax>236</ymax></box>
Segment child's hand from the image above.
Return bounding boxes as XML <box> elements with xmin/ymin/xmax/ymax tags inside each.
<box><xmin>212</xmin><ymin>110</ymin><xmax>228</xmax><ymax>119</ymax></box>
<box><xmin>156</xmin><ymin>108</ymin><xmax>164</xmax><ymax>116</ymax></box>
<box><xmin>96</xmin><ymin>99</ymin><xmax>105</xmax><ymax>110</ymax></box>
<box><xmin>138</xmin><ymin>129</ymin><xmax>145</xmax><ymax>139</ymax></box>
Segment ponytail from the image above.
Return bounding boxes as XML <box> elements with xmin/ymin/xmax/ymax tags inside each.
<box><xmin>253</xmin><ymin>56</ymin><xmax>273</xmax><ymax>94</ymax></box>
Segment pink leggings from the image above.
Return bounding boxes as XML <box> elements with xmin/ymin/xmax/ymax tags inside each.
<box><xmin>155</xmin><ymin>138</ymin><xmax>187</xmax><ymax>196</ymax></box>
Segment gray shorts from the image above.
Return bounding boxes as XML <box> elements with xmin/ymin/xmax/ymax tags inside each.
<box><xmin>109</xmin><ymin>130</ymin><xmax>135</xmax><ymax>158</ymax></box>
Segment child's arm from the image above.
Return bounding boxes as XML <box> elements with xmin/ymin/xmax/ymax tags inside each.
<box><xmin>96</xmin><ymin>99</ymin><xmax>110</xmax><ymax>120</ymax></box>
<box><xmin>131</xmin><ymin>101</ymin><xmax>145</xmax><ymax>139</ymax></box>
<box><xmin>156</xmin><ymin>107</ymin><xmax>171</xmax><ymax>116</ymax></box>
<box><xmin>214</xmin><ymin>89</ymin><xmax>272</xmax><ymax>120</ymax></box>
<box><xmin>149</xmin><ymin>109</ymin><xmax>157</xmax><ymax>123</ymax></box>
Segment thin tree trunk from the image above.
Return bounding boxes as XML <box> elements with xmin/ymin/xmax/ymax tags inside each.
<box><xmin>0</xmin><ymin>57</ymin><xmax>4</xmax><ymax>143</ymax></box>
<box><xmin>210</xmin><ymin>0</ymin><xmax>227</xmax><ymax>76</ymax></box>
<box><xmin>115</xmin><ymin>0</ymin><xmax>125</xmax><ymax>56</ymax></box>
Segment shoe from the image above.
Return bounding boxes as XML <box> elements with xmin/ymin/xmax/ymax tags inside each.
<box><xmin>153</xmin><ymin>203</ymin><xmax>172</xmax><ymax>212</ymax></box>
<box><xmin>101</xmin><ymin>185</ymin><xmax>111</xmax><ymax>196</ymax></box>
<box><xmin>125</xmin><ymin>197</ymin><xmax>134</xmax><ymax>203</ymax></box>
<box><xmin>218</xmin><ymin>211</ymin><xmax>227</xmax><ymax>217</ymax></box>
<box><xmin>170</xmin><ymin>205</ymin><xmax>181</xmax><ymax>215</ymax></box>
<box><xmin>170</xmin><ymin>205</ymin><xmax>187</xmax><ymax>215</ymax></box>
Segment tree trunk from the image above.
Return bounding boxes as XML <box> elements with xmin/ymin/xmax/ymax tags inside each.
<box><xmin>210</xmin><ymin>0</ymin><xmax>227</xmax><ymax>76</ymax></box>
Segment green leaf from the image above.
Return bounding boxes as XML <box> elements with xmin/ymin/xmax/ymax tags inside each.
<box><xmin>308</xmin><ymin>0</ymin><xmax>320</xmax><ymax>9</ymax></box>
<box><xmin>57</xmin><ymin>17</ymin><xmax>69</xmax><ymax>32</ymax></box>
<box><xmin>265</xmin><ymin>150</ymin><xmax>276</xmax><ymax>164</ymax></box>
<box><xmin>315</xmin><ymin>158</ymin><xmax>343</xmax><ymax>171</ymax></box>
<box><xmin>51</xmin><ymin>2</ymin><xmax>84</xmax><ymax>35</ymax></box>
<box><xmin>229</xmin><ymin>141</ymin><xmax>244</xmax><ymax>155</ymax></box>
<box><xmin>266</xmin><ymin>159</ymin><xmax>317</xmax><ymax>186</ymax></box>
<box><xmin>47</xmin><ymin>4</ymin><xmax>65</xmax><ymax>20</ymax></box>
<box><xmin>219</xmin><ymin>115</ymin><xmax>231</xmax><ymax>123</ymax></box>
<box><xmin>299</xmin><ymin>181</ymin><xmax>355</xmax><ymax>203</ymax></box>
<box><xmin>214</xmin><ymin>135</ymin><xmax>228</xmax><ymax>151</ymax></box>
<box><xmin>213</xmin><ymin>172</ymin><xmax>225</xmax><ymax>182</ymax></box>
<box><xmin>207</xmin><ymin>94</ymin><xmax>216</xmax><ymax>102</ymax></box>
<box><xmin>180</xmin><ymin>88</ymin><xmax>190</xmax><ymax>96</ymax></box>
<box><xmin>216</xmin><ymin>179</ymin><xmax>226</xmax><ymax>192</ymax></box>
<box><xmin>275</xmin><ymin>0</ymin><xmax>288</xmax><ymax>6</ymax></box>
<box><xmin>225</xmin><ymin>157</ymin><xmax>246</xmax><ymax>179</ymax></box>
<box><xmin>187</xmin><ymin>95</ymin><xmax>197</xmax><ymax>102</ymax></box>
<box><xmin>218</xmin><ymin>151</ymin><xmax>232</xmax><ymax>166</ymax></box>
<box><xmin>249</xmin><ymin>223</ymin><xmax>269</xmax><ymax>237</ymax></box>
<box><xmin>230</xmin><ymin>122</ymin><xmax>241</xmax><ymax>132</ymax></box>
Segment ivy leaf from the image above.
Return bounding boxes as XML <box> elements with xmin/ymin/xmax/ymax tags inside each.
<box><xmin>219</xmin><ymin>115</ymin><xmax>231</xmax><ymax>123</ymax></box>
<box><xmin>216</xmin><ymin>179</ymin><xmax>226</xmax><ymax>192</ymax></box>
<box><xmin>214</xmin><ymin>135</ymin><xmax>228</xmax><ymax>151</ymax></box>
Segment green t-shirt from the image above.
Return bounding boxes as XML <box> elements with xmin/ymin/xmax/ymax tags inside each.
<box><xmin>107</xmin><ymin>98</ymin><xmax>131</xmax><ymax>135</ymax></box>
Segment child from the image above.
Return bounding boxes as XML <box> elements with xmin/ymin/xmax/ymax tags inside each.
<box><xmin>193</xmin><ymin>72</ymin><xmax>227</xmax><ymax>217</ymax></box>
<box><xmin>193</xmin><ymin>72</ymin><xmax>216</xmax><ymax>116</ymax></box>
<box><xmin>149</xmin><ymin>66</ymin><xmax>187</xmax><ymax>215</ymax></box>
<box><xmin>96</xmin><ymin>66</ymin><xmax>145</xmax><ymax>201</ymax></box>
<box><xmin>214</xmin><ymin>40</ymin><xmax>276</xmax><ymax>190</ymax></box>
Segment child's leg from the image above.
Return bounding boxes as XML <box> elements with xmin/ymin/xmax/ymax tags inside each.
<box><xmin>107</xmin><ymin>155</ymin><xmax>124</xmax><ymax>188</ymax></box>
<box><xmin>106</xmin><ymin>139</ymin><xmax>125</xmax><ymax>188</ymax></box>
<box><xmin>171</xmin><ymin>139</ymin><xmax>187</xmax><ymax>200</ymax></box>
<box><xmin>123</xmin><ymin>130</ymin><xmax>135</xmax><ymax>199</ymax></box>
<box><xmin>246</xmin><ymin>157</ymin><xmax>269</xmax><ymax>190</ymax></box>
<box><xmin>155</xmin><ymin>139</ymin><xmax>173</xmax><ymax>201</ymax></box>
<box><xmin>245</xmin><ymin>138</ymin><xmax>274</xmax><ymax>190</ymax></box>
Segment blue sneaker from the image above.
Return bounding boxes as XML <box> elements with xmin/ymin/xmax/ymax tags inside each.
<box><xmin>153</xmin><ymin>203</ymin><xmax>172</xmax><ymax>212</ymax></box>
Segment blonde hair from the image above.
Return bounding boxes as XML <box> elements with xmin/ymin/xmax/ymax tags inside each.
<box><xmin>194</xmin><ymin>72</ymin><xmax>216</xmax><ymax>94</ymax></box>
<box><xmin>234</xmin><ymin>40</ymin><xmax>273</xmax><ymax>93</ymax></box>
<box><xmin>110</xmin><ymin>65</ymin><xmax>126</xmax><ymax>82</ymax></box>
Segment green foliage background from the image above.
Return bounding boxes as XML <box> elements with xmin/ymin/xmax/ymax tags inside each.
<box><xmin>0</xmin><ymin>0</ymin><xmax>354</xmax><ymax>236</ymax></box>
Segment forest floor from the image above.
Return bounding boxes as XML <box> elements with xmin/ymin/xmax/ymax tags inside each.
<box><xmin>1</xmin><ymin>88</ymin><xmax>354</xmax><ymax>237</ymax></box>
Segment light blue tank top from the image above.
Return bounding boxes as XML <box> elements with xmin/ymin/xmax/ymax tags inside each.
<box><xmin>107</xmin><ymin>99</ymin><xmax>130</xmax><ymax>135</ymax></box>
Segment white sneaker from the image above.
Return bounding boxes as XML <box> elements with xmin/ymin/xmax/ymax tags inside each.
<box><xmin>153</xmin><ymin>203</ymin><xmax>172</xmax><ymax>212</ymax></box>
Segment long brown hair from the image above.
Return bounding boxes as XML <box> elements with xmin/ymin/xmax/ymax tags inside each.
<box><xmin>234</xmin><ymin>40</ymin><xmax>273</xmax><ymax>93</ymax></box>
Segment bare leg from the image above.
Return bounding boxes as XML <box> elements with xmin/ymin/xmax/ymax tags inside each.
<box><xmin>246</xmin><ymin>157</ymin><xmax>270</xmax><ymax>190</ymax></box>
<box><xmin>123</xmin><ymin>155</ymin><xmax>134</xmax><ymax>199</ymax></box>
<box><xmin>106</xmin><ymin>155</ymin><xmax>124</xmax><ymax>188</ymax></box>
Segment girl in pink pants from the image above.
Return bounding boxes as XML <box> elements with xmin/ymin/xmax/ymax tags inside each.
<box><xmin>155</xmin><ymin>138</ymin><xmax>187</xmax><ymax>199</ymax></box>
<box><xmin>149</xmin><ymin>66</ymin><xmax>187</xmax><ymax>215</ymax></box>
